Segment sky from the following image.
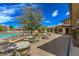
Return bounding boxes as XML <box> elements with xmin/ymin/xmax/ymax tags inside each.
<box><xmin>0</xmin><ymin>3</ymin><xmax>70</xmax><ymax>28</ymax></box>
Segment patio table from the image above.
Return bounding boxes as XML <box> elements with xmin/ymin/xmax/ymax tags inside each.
<box><xmin>33</xmin><ymin>35</ymin><xmax>39</xmax><ymax>41</ymax></box>
<box><xmin>26</xmin><ymin>36</ymin><xmax>34</xmax><ymax>42</ymax></box>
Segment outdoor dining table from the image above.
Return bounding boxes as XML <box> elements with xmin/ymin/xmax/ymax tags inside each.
<box><xmin>26</xmin><ymin>36</ymin><xmax>34</xmax><ymax>42</ymax></box>
<box><xmin>0</xmin><ymin>43</ymin><xmax>18</xmax><ymax>56</ymax></box>
<box><xmin>41</xmin><ymin>33</ymin><xmax>49</xmax><ymax>39</ymax></box>
<box><xmin>33</xmin><ymin>35</ymin><xmax>39</xmax><ymax>41</ymax></box>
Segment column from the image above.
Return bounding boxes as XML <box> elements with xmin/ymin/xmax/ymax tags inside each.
<box><xmin>63</xmin><ymin>28</ymin><xmax>65</xmax><ymax>34</ymax></box>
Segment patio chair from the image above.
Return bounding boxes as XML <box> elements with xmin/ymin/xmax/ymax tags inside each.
<box><xmin>14</xmin><ymin>41</ymin><xmax>31</xmax><ymax>56</ymax></box>
<box><xmin>0</xmin><ymin>39</ymin><xmax>9</xmax><ymax>45</ymax></box>
<box><xmin>41</xmin><ymin>33</ymin><xmax>49</xmax><ymax>39</ymax></box>
<box><xmin>0</xmin><ymin>43</ymin><xmax>18</xmax><ymax>56</ymax></box>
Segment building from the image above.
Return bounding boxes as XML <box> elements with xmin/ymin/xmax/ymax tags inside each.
<box><xmin>60</xmin><ymin>18</ymin><xmax>71</xmax><ymax>34</ymax></box>
<box><xmin>48</xmin><ymin>18</ymin><xmax>71</xmax><ymax>34</ymax></box>
<box><xmin>48</xmin><ymin>26</ymin><xmax>59</xmax><ymax>34</ymax></box>
<box><xmin>70</xmin><ymin>3</ymin><xmax>79</xmax><ymax>29</ymax></box>
<box><xmin>70</xmin><ymin>3</ymin><xmax>79</xmax><ymax>46</ymax></box>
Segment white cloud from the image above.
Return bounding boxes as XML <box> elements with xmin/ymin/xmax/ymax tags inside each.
<box><xmin>47</xmin><ymin>24</ymin><xmax>57</xmax><ymax>27</ymax></box>
<box><xmin>0</xmin><ymin>9</ymin><xmax>14</xmax><ymax>23</ymax></box>
<box><xmin>12</xmin><ymin>3</ymin><xmax>27</xmax><ymax>10</ymax></box>
<box><xmin>0</xmin><ymin>15</ymin><xmax>13</xmax><ymax>23</ymax></box>
<box><xmin>0</xmin><ymin>3</ymin><xmax>39</xmax><ymax>24</ymax></box>
<box><xmin>65</xmin><ymin>11</ymin><xmax>70</xmax><ymax>16</ymax></box>
<box><xmin>0</xmin><ymin>4</ymin><xmax>25</xmax><ymax>15</ymax></box>
<box><xmin>57</xmin><ymin>23</ymin><xmax>63</xmax><ymax>25</ymax></box>
<box><xmin>47</xmin><ymin>25</ymin><xmax>53</xmax><ymax>27</ymax></box>
<box><xmin>28</xmin><ymin>3</ymin><xmax>38</xmax><ymax>8</ymax></box>
<box><xmin>0</xmin><ymin>9</ymin><xmax>15</xmax><ymax>15</ymax></box>
<box><xmin>0</xmin><ymin>7</ymin><xmax>6</xmax><ymax>10</ymax></box>
<box><xmin>0</xmin><ymin>24</ymin><xmax>9</xmax><ymax>26</ymax></box>
<box><xmin>52</xmin><ymin>10</ymin><xmax>59</xmax><ymax>17</ymax></box>
<box><xmin>0</xmin><ymin>5</ymin><xmax>18</xmax><ymax>23</ymax></box>
<box><xmin>0</xmin><ymin>4</ymin><xmax>19</xmax><ymax>23</ymax></box>
<box><xmin>32</xmin><ymin>4</ymin><xmax>38</xmax><ymax>8</ymax></box>
<box><xmin>44</xmin><ymin>20</ymin><xmax>51</xmax><ymax>23</ymax></box>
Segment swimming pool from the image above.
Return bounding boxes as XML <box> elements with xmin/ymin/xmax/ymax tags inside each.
<box><xmin>0</xmin><ymin>33</ymin><xmax>18</xmax><ymax>39</ymax></box>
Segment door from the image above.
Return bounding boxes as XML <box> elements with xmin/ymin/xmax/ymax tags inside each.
<box><xmin>65</xmin><ymin>28</ymin><xmax>69</xmax><ymax>34</ymax></box>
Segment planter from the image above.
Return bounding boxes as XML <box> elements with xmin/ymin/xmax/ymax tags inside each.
<box><xmin>72</xmin><ymin>29</ymin><xmax>79</xmax><ymax>47</ymax></box>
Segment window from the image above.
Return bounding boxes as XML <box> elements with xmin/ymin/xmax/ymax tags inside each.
<box><xmin>77</xmin><ymin>19</ymin><xmax>79</xmax><ymax>28</ymax></box>
<box><xmin>77</xmin><ymin>19</ymin><xmax>79</xmax><ymax>24</ymax></box>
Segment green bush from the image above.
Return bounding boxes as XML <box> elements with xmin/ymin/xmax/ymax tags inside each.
<box><xmin>71</xmin><ymin>29</ymin><xmax>79</xmax><ymax>46</ymax></box>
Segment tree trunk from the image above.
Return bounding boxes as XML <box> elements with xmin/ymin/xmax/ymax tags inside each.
<box><xmin>30</xmin><ymin>30</ymin><xmax>33</xmax><ymax>35</ymax></box>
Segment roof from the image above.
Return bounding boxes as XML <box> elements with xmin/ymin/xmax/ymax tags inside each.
<box><xmin>48</xmin><ymin>26</ymin><xmax>59</xmax><ymax>29</ymax></box>
<box><xmin>59</xmin><ymin>24</ymin><xmax>71</xmax><ymax>27</ymax></box>
<box><xmin>61</xmin><ymin>18</ymin><xmax>70</xmax><ymax>22</ymax></box>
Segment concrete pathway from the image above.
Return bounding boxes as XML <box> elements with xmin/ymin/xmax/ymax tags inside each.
<box><xmin>31</xmin><ymin>33</ymin><xmax>70</xmax><ymax>56</ymax></box>
<box><xmin>31</xmin><ymin>33</ymin><xmax>61</xmax><ymax>56</ymax></box>
<box><xmin>69</xmin><ymin>36</ymin><xmax>79</xmax><ymax>56</ymax></box>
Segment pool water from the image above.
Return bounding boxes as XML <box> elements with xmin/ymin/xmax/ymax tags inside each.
<box><xmin>0</xmin><ymin>33</ymin><xmax>17</xmax><ymax>38</ymax></box>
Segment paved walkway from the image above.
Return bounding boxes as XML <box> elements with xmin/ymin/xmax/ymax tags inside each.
<box><xmin>31</xmin><ymin>33</ymin><xmax>61</xmax><ymax>56</ymax></box>
<box><xmin>69</xmin><ymin>36</ymin><xmax>79</xmax><ymax>56</ymax></box>
<box><xmin>31</xmin><ymin>33</ymin><xmax>70</xmax><ymax>56</ymax></box>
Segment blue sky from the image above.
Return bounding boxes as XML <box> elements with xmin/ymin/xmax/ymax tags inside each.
<box><xmin>0</xmin><ymin>3</ymin><xmax>70</xmax><ymax>28</ymax></box>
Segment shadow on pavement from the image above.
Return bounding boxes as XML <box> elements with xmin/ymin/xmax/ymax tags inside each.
<box><xmin>38</xmin><ymin>35</ymin><xmax>70</xmax><ymax>56</ymax></box>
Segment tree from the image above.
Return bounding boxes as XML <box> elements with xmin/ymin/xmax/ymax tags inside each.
<box><xmin>17</xmin><ymin>6</ymin><xmax>43</xmax><ymax>34</ymax></box>
<box><xmin>0</xmin><ymin>25</ymin><xmax>4</xmax><ymax>31</ymax></box>
<box><xmin>37</xmin><ymin>25</ymin><xmax>47</xmax><ymax>33</ymax></box>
